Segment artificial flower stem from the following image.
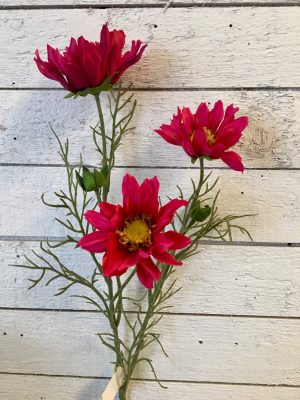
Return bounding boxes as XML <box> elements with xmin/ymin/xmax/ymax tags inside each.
<box><xmin>94</xmin><ymin>94</ymin><xmax>109</xmax><ymax>200</ymax></box>
<box><xmin>118</xmin><ymin>265</ymin><xmax>173</xmax><ymax>399</ymax></box>
<box><xmin>180</xmin><ymin>157</ymin><xmax>205</xmax><ymax>234</ymax></box>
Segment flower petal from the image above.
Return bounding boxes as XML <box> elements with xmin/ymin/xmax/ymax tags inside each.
<box><xmin>122</xmin><ymin>174</ymin><xmax>141</xmax><ymax>216</ymax></box>
<box><xmin>140</xmin><ymin>176</ymin><xmax>160</xmax><ymax>218</ymax></box>
<box><xmin>155</xmin><ymin>126</ymin><xmax>181</xmax><ymax>145</ymax></box>
<box><xmin>221</xmin><ymin>151</ymin><xmax>244</xmax><ymax>172</ymax></box>
<box><xmin>156</xmin><ymin>199</ymin><xmax>188</xmax><ymax>231</ymax></box>
<box><xmin>152</xmin><ymin>232</ymin><xmax>173</xmax><ymax>254</ymax></box>
<box><xmin>164</xmin><ymin>231</ymin><xmax>192</xmax><ymax>250</ymax></box>
<box><xmin>218</xmin><ymin>104</ymin><xmax>239</xmax><ymax>131</ymax></box>
<box><xmin>99</xmin><ymin>203</ymin><xmax>124</xmax><ymax>229</ymax></box>
<box><xmin>102</xmin><ymin>247</ymin><xmax>140</xmax><ymax>276</ymax></box>
<box><xmin>153</xmin><ymin>251</ymin><xmax>182</xmax><ymax>266</ymax></box>
<box><xmin>84</xmin><ymin>210</ymin><xmax>113</xmax><ymax>231</ymax></box>
<box><xmin>136</xmin><ymin>258</ymin><xmax>161</xmax><ymax>289</ymax></box>
<box><xmin>99</xmin><ymin>201</ymin><xmax>117</xmax><ymax>219</ymax></box>
<box><xmin>195</xmin><ymin>102</ymin><xmax>209</xmax><ymax>126</ymax></box>
<box><xmin>78</xmin><ymin>231</ymin><xmax>107</xmax><ymax>253</ymax></box>
<box><xmin>209</xmin><ymin>100</ymin><xmax>224</xmax><ymax>132</ymax></box>
<box><xmin>34</xmin><ymin>24</ymin><xmax>146</xmax><ymax>92</ymax></box>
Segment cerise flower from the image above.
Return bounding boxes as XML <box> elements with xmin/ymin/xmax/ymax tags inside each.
<box><xmin>79</xmin><ymin>174</ymin><xmax>191</xmax><ymax>289</ymax></box>
<box><xmin>155</xmin><ymin>100</ymin><xmax>248</xmax><ymax>172</ymax></box>
<box><xmin>34</xmin><ymin>24</ymin><xmax>147</xmax><ymax>94</ymax></box>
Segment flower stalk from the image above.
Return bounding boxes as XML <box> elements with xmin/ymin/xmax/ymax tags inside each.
<box><xmin>15</xmin><ymin>23</ymin><xmax>253</xmax><ymax>400</ymax></box>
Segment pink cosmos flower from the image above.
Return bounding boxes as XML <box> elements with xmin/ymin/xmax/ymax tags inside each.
<box><xmin>34</xmin><ymin>24</ymin><xmax>147</xmax><ymax>93</ymax></box>
<box><xmin>155</xmin><ymin>100</ymin><xmax>248</xmax><ymax>172</ymax></box>
<box><xmin>79</xmin><ymin>174</ymin><xmax>191</xmax><ymax>289</ymax></box>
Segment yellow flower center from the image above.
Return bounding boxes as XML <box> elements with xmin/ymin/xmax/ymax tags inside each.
<box><xmin>117</xmin><ymin>218</ymin><xmax>152</xmax><ymax>251</ymax></box>
<box><xmin>204</xmin><ymin>127</ymin><xmax>216</xmax><ymax>146</ymax></box>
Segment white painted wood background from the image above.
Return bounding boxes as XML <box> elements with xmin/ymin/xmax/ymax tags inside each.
<box><xmin>0</xmin><ymin>1</ymin><xmax>300</xmax><ymax>399</ymax></box>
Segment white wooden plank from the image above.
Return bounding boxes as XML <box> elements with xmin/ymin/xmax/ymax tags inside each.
<box><xmin>1</xmin><ymin>310</ymin><xmax>300</xmax><ymax>383</ymax></box>
<box><xmin>1</xmin><ymin>375</ymin><xmax>300</xmax><ymax>400</ymax></box>
<box><xmin>1</xmin><ymin>0</ymin><xmax>296</xmax><ymax>5</ymax></box>
<box><xmin>1</xmin><ymin>8</ymin><xmax>299</xmax><ymax>88</ymax></box>
<box><xmin>0</xmin><ymin>89</ymin><xmax>298</xmax><ymax>168</ymax></box>
<box><xmin>2</xmin><ymin>241</ymin><xmax>300</xmax><ymax>317</ymax></box>
<box><xmin>0</xmin><ymin>167</ymin><xmax>299</xmax><ymax>242</ymax></box>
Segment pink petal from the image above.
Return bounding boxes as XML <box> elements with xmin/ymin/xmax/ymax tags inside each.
<box><xmin>122</xmin><ymin>174</ymin><xmax>141</xmax><ymax>216</ymax></box>
<box><xmin>140</xmin><ymin>176</ymin><xmax>160</xmax><ymax>218</ymax></box>
<box><xmin>84</xmin><ymin>210</ymin><xmax>113</xmax><ymax>231</ymax></box>
<box><xmin>221</xmin><ymin>151</ymin><xmax>244</xmax><ymax>172</ymax></box>
<box><xmin>34</xmin><ymin>49</ymin><xmax>71</xmax><ymax>91</ymax></box>
<box><xmin>78</xmin><ymin>231</ymin><xmax>107</xmax><ymax>253</ymax></box>
<box><xmin>99</xmin><ymin>202</ymin><xmax>117</xmax><ymax>219</ymax></box>
<box><xmin>152</xmin><ymin>232</ymin><xmax>173</xmax><ymax>253</ymax></box>
<box><xmin>192</xmin><ymin>128</ymin><xmax>213</xmax><ymax>157</ymax></box>
<box><xmin>155</xmin><ymin>126</ymin><xmax>180</xmax><ymax>145</ymax></box>
<box><xmin>209</xmin><ymin>100</ymin><xmax>224</xmax><ymax>132</ymax></box>
<box><xmin>195</xmin><ymin>102</ymin><xmax>210</xmax><ymax>126</ymax></box>
<box><xmin>164</xmin><ymin>231</ymin><xmax>192</xmax><ymax>250</ymax></box>
<box><xmin>102</xmin><ymin>247</ymin><xmax>140</xmax><ymax>276</ymax></box>
<box><xmin>136</xmin><ymin>258</ymin><xmax>161</xmax><ymax>289</ymax></box>
<box><xmin>156</xmin><ymin>199</ymin><xmax>188</xmax><ymax>231</ymax></box>
<box><xmin>208</xmin><ymin>142</ymin><xmax>226</xmax><ymax>159</ymax></box>
<box><xmin>138</xmin><ymin>248</ymin><xmax>152</xmax><ymax>258</ymax></box>
<box><xmin>100</xmin><ymin>203</ymin><xmax>124</xmax><ymax>229</ymax></box>
<box><xmin>181</xmin><ymin>107</ymin><xmax>194</xmax><ymax>134</ymax></box>
<box><xmin>216</xmin><ymin>129</ymin><xmax>243</xmax><ymax>150</ymax></box>
<box><xmin>218</xmin><ymin>104</ymin><xmax>239</xmax><ymax>131</ymax></box>
<box><xmin>181</xmin><ymin>136</ymin><xmax>198</xmax><ymax>158</ymax></box>
<box><xmin>153</xmin><ymin>251</ymin><xmax>182</xmax><ymax>266</ymax></box>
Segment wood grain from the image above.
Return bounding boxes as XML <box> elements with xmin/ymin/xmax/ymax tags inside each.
<box><xmin>1</xmin><ymin>1</ymin><xmax>298</xmax><ymax>6</ymax></box>
<box><xmin>0</xmin><ymin>8</ymin><xmax>299</xmax><ymax>88</ymax></box>
<box><xmin>2</xmin><ymin>241</ymin><xmax>300</xmax><ymax>317</ymax></box>
<box><xmin>0</xmin><ymin>89</ymin><xmax>298</xmax><ymax>168</ymax></box>
<box><xmin>0</xmin><ymin>166</ymin><xmax>299</xmax><ymax>242</ymax></box>
<box><xmin>1</xmin><ymin>310</ymin><xmax>300</xmax><ymax>383</ymax></box>
<box><xmin>1</xmin><ymin>374</ymin><xmax>300</xmax><ymax>400</ymax></box>
<box><xmin>0</xmin><ymin>0</ymin><xmax>299</xmax><ymax>396</ymax></box>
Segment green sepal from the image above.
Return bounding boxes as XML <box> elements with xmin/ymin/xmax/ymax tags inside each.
<box><xmin>75</xmin><ymin>171</ymin><xmax>85</xmax><ymax>190</ymax></box>
<box><xmin>101</xmin><ymin>165</ymin><xmax>109</xmax><ymax>177</ymax></box>
<box><xmin>191</xmin><ymin>204</ymin><xmax>211</xmax><ymax>222</ymax></box>
<box><xmin>82</xmin><ymin>167</ymin><xmax>97</xmax><ymax>191</ymax></box>
<box><xmin>64</xmin><ymin>77</ymin><xmax>113</xmax><ymax>99</ymax></box>
<box><xmin>64</xmin><ymin>92</ymin><xmax>74</xmax><ymax>99</ymax></box>
<box><xmin>94</xmin><ymin>169</ymin><xmax>106</xmax><ymax>188</ymax></box>
<box><xmin>191</xmin><ymin>157</ymin><xmax>198</xmax><ymax>164</ymax></box>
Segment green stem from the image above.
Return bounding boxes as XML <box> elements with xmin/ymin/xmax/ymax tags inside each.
<box><xmin>180</xmin><ymin>157</ymin><xmax>205</xmax><ymax>234</ymax></box>
<box><xmin>94</xmin><ymin>94</ymin><xmax>108</xmax><ymax>201</ymax></box>
<box><xmin>119</xmin><ymin>158</ymin><xmax>207</xmax><ymax>392</ymax></box>
<box><xmin>107</xmin><ymin>82</ymin><xmax>122</xmax><ymax>195</ymax></box>
<box><xmin>121</xmin><ymin>265</ymin><xmax>173</xmax><ymax>391</ymax></box>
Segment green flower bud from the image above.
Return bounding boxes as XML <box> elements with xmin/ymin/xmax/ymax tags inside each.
<box><xmin>76</xmin><ymin>166</ymin><xmax>109</xmax><ymax>192</ymax></box>
<box><xmin>94</xmin><ymin>168</ymin><xmax>106</xmax><ymax>188</ymax></box>
<box><xmin>191</xmin><ymin>204</ymin><xmax>211</xmax><ymax>222</ymax></box>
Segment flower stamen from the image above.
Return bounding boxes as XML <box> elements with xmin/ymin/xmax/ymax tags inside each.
<box><xmin>117</xmin><ymin>217</ymin><xmax>152</xmax><ymax>251</ymax></box>
<box><xmin>204</xmin><ymin>127</ymin><xmax>216</xmax><ymax>146</ymax></box>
